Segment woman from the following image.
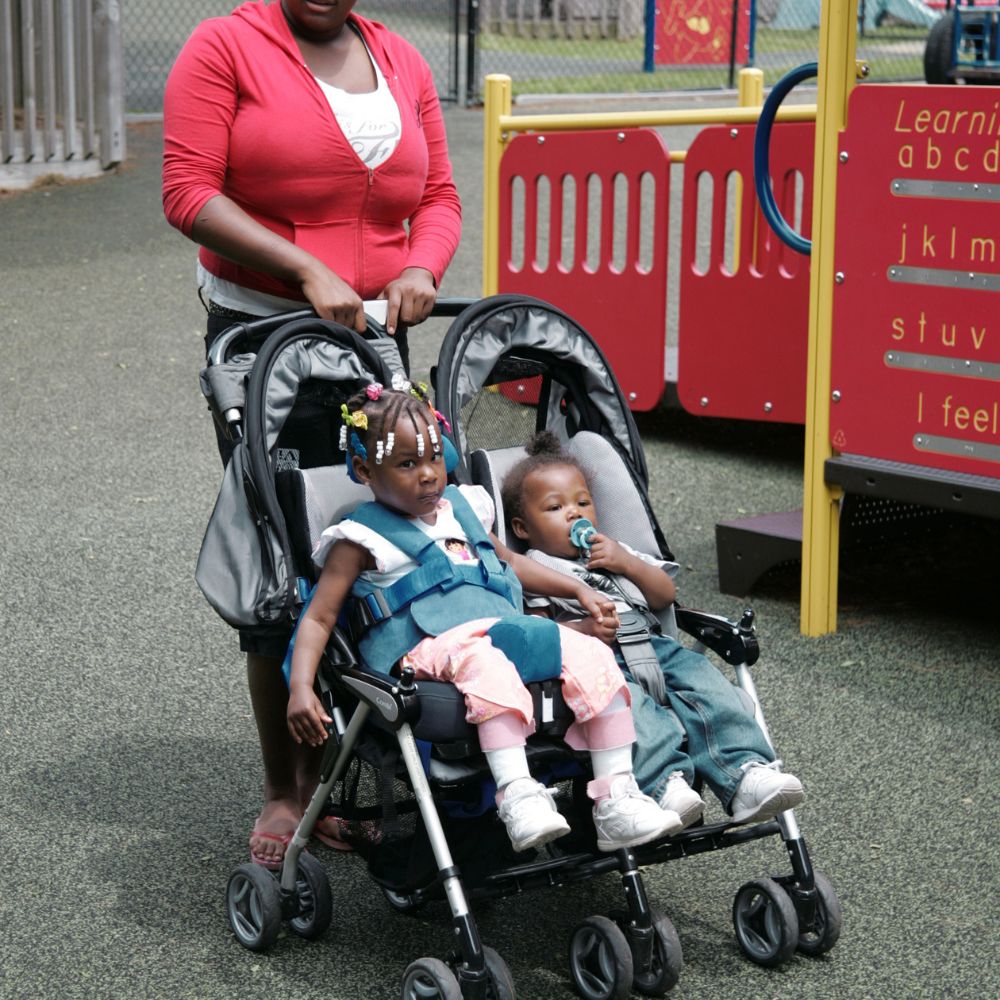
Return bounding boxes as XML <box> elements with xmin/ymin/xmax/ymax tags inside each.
<box><xmin>163</xmin><ymin>0</ymin><xmax>461</xmax><ymax>868</ymax></box>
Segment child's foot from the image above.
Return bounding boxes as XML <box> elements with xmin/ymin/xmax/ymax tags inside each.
<box><xmin>729</xmin><ymin>760</ymin><xmax>804</xmax><ymax>824</ymax></box>
<box><xmin>497</xmin><ymin>778</ymin><xmax>569</xmax><ymax>851</ymax></box>
<box><xmin>249</xmin><ymin>798</ymin><xmax>301</xmax><ymax>869</ymax></box>
<box><xmin>593</xmin><ymin>774</ymin><xmax>682</xmax><ymax>851</ymax></box>
<box><xmin>658</xmin><ymin>771</ymin><xmax>705</xmax><ymax>830</ymax></box>
<box><xmin>497</xmin><ymin>778</ymin><xmax>571</xmax><ymax>852</ymax></box>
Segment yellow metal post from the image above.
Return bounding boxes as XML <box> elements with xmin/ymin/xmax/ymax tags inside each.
<box><xmin>738</xmin><ymin>67</ymin><xmax>764</xmax><ymax>109</ymax></box>
<box><xmin>800</xmin><ymin>2</ymin><xmax>859</xmax><ymax>635</ymax></box>
<box><xmin>482</xmin><ymin>74</ymin><xmax>512</xmax><ymax>297</ymax></box>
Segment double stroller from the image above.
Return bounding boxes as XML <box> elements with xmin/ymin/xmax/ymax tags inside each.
<box><xmin>199</xmin><ymin>295</ymin><xmax>841</xmax><ymax>999</ymax></box>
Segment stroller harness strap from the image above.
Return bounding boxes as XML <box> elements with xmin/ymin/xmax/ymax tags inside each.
<box><xmin>346</xmin><ymin>486</ymin><xmax>524</xmax><ymax>675</ymax></box>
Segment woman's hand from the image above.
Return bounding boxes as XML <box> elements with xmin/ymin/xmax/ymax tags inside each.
<box><xmin>300</xmin><ymin>264</ymin><xmax>367</xmax><ymax>332</ymax></box>
<box><xmin>287</xmin><ymin>686</ymin><xmax>333</xmax><ymax>747</ymax></box>
<box><xmin>379</xmin><ymin>267</ymin><xmax>437</xmax><ymax>335</ymax></box>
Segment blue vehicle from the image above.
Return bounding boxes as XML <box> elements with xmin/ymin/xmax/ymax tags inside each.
<box><xmin>924</xmin><ymin>1</ymin><xmax>1000</xmax><ymax>83</ymax></box>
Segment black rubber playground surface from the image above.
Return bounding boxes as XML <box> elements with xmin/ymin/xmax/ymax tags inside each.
<box><xmin>2</xmin><ymin>108</ymin><xmax>998</xmax><ymax>1000</ymax></box>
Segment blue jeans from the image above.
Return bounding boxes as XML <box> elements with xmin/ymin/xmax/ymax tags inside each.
<box><xmin>626</xmin><ymin>635</ymin><xmax>774</xmax><ymax>811</ymax></box>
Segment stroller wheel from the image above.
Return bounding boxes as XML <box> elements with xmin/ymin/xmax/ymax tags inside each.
<box><xmin>401</xmin><ymin>957</ymin><xmax>462</xmax><ymax>1000</ymax></box>
<box><xmin>382</xmin><ymin>886</ymin><xmax>426</xmax><ymax>915</ymax></box>
<box><xmin>568</xmin><ymin>915</ymin><xmax>633</xmax><ymax>1000</ymax></box>
<box><xmin>226</xmin><ymin>863</ymin><xmax>282</xmax><ymax>952</ymax></box>
<box><xmin>609</xmin><ymin>908</ymin><xmax>683</xmax><ymax>996</ymax></box>
<box><xmin>482</xmin><ymin>946</ymin><xmax>516</xmax><ymax>1000</ymax></box>
<box><xmin>732</xmin><ymin>877</ymin><xmax>799</xmax><ymax>968</ymax></box>
<box><xmin>288</xmin><ymin>852</ymin><xmax>332</xmax><ymax>940</ymax></box>
<box><xmin>795</xmin><ymin>871</ymin><xmax>843</xmax><ymax>957</ymax></box>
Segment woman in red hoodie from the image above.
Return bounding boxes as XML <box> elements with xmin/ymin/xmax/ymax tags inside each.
<box><xmin>163</xmin><ymin>0</ymin><xmax>461</xmax><ymax>869</ymax></box>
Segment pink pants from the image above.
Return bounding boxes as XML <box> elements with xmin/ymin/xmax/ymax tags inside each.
<box><xmin>403</xmin><ymin>617</ymin><xmax>633</xmax><ymax>751</ymax></box>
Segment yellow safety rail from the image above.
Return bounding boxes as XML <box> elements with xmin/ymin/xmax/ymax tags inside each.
<box><xmin>482</xmin><ymin>69</ymin><xmax>817</xmax><ymax>297</ymax></box>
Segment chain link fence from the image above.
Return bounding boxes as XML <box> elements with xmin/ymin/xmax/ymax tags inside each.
<box><xmin>123</xmin><ymin>0</ymin><xmax>459</xmax><ymax>114</ymax></box>
<box><xmin>123</xmin><ymin>0</ymin><xmax>934</xmax><ymax>114</ymax></box>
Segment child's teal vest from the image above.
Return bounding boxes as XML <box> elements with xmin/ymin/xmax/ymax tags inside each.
<box><xmin>348</xmin><ymin>486</ymin><xmax>530</xmax><ymax>676</ymax></box>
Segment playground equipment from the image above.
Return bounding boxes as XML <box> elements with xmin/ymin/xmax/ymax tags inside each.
<box><xmin>482</xmin><ymin>70</ymin><xmax>817</xmax><ymax>417</ymax></box>
<box><xmin>482</xmin><ymin>0</ymin><xmax>1000</xmax><ymax>635</ymax></box>
<box><xmin>741</xmin><ymin>0</ymin><xmax>1000</xmax><ymax>633</ymax></box>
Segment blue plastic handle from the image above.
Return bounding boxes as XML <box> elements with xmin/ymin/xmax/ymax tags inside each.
<box><xmin>753</xmin><ymin>61</ymin><xmax>817</xmax><ymax>257</ymax></box>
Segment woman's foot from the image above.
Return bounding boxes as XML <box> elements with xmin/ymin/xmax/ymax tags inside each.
<box><xmin>249</xmin><ymin>797</ymin><xmax>301</xmax><ymax>869</ymax></box>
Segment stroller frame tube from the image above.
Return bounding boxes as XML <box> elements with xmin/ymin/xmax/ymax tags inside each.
<box><xmin>396</xmin><ymin>721</ymin><xmax>490</xmax><ymax>992</ymax></box>
<box><xmin>280</xmin><ymin>701</ymin><xmax>371</xmax><ymax>893</ymax></box>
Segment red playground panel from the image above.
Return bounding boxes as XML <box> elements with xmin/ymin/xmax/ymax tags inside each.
<box><xmin>831</xmin><ymin>84</ymin><xmax>1000</xmax><ymax>480</ymax></box>
<box><xmin>497</xmin><ymin>128</ymin><xmax>671</xmax><ymax>411</ymax></box>
<box><xmin>678</xmin><ymin>122</ymin><xmax>815</xmax><ymax>423</ymax></box>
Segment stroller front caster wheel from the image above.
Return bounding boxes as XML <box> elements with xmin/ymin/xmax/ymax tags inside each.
<box><xmin>609</xmin><ymin>908</ymin><xmax>683</xmax><ymax>996</ymax></box>
<box><xmin>226</xmin><ymin>863</ymin><xmax>282</xmax><ymax>952</ymax></box>
<box><xmin>568</xmin><ymin>915</ymin><xmax>634</xmax><ymax>1000</ymax></box>
<box><xmin>482</xmin><ymin>946</ymin><xmax>516</xmax><ymax>1000</ymax></box>
<box><xmin>401</xmin><ymin>957</ymin><xmax>462</xmax><ymax>1000</ymax></box>
<box><xmin>289</xmin><ymin>851</ymin><xmax>332</xmax><ymax>940</ymax></box>
<box><xmin>732</xmin><ymin>877</ymin><xmax>799</xmax><ymax>968</ymax></box>
<box><xmin>795</xmin><ymin>870</ymin><xmax>842</xmax><ymax>956</ymax></box>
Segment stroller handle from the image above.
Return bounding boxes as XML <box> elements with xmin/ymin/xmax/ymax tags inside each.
<box><xmin>207</xmin><ymin>297</ymin><xmax>478</xmax><ymax>368</ymax></box>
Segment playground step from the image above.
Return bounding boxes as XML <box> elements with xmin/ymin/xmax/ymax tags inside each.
<box><xmin>715</xmin><ymin>453</ymin><xmax>1000</xmax><ymax>596</ymax></box>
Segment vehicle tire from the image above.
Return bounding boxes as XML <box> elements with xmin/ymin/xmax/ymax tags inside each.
<box><xmin>401</xmin><ymin>957</ymin><xmax>463</xmax><ymax>1000</ymax></box>
<box><xmin>288</xmin><ymin>851</ymin><xmax>332</xmax><ymax>940</ymax></box>
<box><xmin>924</xmin><ymin>16</ymin><xmax>955</xmax><ymax>84</ymax></box>
<box><xmin>567</xmin><ymin>915</ymin><xmax>634</xmax><ymax>1000</ymax></box>
<box><xmin>483</xmin><ymin>946</ymin><xmax>517</xmax><ymax>1000</ymax></box>
<box><xmin>732</xmin><ymin>877</ymin><xmax>799</xmax><ymax>968</ymax></box>
<box><xmin>796</xmin><ymin>871</ymin><xmax>843</xmax><ymax>957</ymax></box>
<box><xmin>226</xmin><ymin>863</ymin><xmax>282</xmax><ymax>952</ymax></box>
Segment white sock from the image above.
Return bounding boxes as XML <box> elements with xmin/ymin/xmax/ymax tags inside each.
<box><xmin>485</xmin><ymin>746</ymin><xmax>531</xmax><ymax>791</ymax></box>
<box><xmin>589</xmin><ymin>744</ymin><xmax>633</xmax><ymax>780</ymax></box>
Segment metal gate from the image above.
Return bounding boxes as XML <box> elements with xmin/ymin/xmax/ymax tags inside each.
<box><xmin>1</xmin><ymin>0</ymin><xmax>125</xmax><ymax>185</ymax></box>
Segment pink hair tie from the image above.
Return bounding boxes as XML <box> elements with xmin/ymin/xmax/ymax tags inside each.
<box><xmin>434</xmin><ymin>409</ymin><xmax>451</xmax><ymax>433</ymax></box>
<box><xmin>365</xmin><ymin>382</ymin><xmax>383</xmax><ymax>400</ymax></box>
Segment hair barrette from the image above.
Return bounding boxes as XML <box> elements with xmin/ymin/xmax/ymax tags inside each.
<box><xmin>366</xmin><ymin>382</ymin><xmax>383</xmax><ymax>400</ymax></box>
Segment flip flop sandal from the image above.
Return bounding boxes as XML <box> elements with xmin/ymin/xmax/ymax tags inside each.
<box><xmin>314</xmin><ymin>817</ymin><xmax>354</xmax><ymax>852</ymax></box>
<box><xmin>249</xmin><ymin>829</ymin><xmax>292</xmax><ymax>870</ymax></box>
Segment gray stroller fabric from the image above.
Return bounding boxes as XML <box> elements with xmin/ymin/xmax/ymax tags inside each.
<box><xmin>438</xmin><ymin>298</ymin><xmax>644</xmax><ymax>483</ymax></box>
<box><xmin>196</xmin><ymin>325</ymin><xmax>402</xmax><ymax>631</ymax></box>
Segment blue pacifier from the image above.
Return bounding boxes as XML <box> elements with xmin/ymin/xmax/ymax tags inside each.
<box><xmin>569</xmin><ymin>517</ymin><xmax>596</xmax><ymax>558</ymax></box>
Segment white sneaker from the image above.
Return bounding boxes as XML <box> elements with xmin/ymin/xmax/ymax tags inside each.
<box><xmin>593</xmin><ymin>774</ymin><xmax>683</xmax><ymax>851</ymax></box>
<box><xmin>729</xmin><ymin>760</ymin><xmax>804</xmax><ymax>824</ymax></box>
<box><xmin>658</xmin><ymin>771</ymin><xmax>705</xmax><ymax>830</ymax></box>
<box><xmin>497</xmin><ymin>778</ymin><xmax>571</xmax><ymax>852</ymax></box>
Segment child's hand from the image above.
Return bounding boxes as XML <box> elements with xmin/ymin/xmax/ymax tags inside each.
<box><xmin>586</xmin><ymin>534</ymin><xmax>632</xmax><ymax>575</ymax></box>
<box><xmin>287</xmin><ymin>687</ymin><xmax>333</xmax><ymax>747</ymax></box>
<box><xmin>577</xmin><ymin>586</ymin><xmax>619</xmax><ymax>626</ymax></box>
<box><xmin>574</xmin><ymin>614</ymin><xmax>620</xmax><ymax>646</ymax></box>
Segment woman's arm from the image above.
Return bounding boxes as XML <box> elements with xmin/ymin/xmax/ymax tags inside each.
<box><xmin>162</xmin><ymin>22</ymin><xmax>366</xmax><ymax>330</ymax></box>
<box><xmin>287</xmin><ymin>540</ymin><xmax>369</xmax><ymax>746</ymax></box>
<box><xmin>190</xmin><ymin>197</ymin><xmax>367</xmax><ymax>330</ymax></box>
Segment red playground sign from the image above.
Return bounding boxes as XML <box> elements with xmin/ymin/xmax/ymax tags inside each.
<box><xmin>831</xmin><ymin>85</ymin><xmax>1000</xmax><ymax>480</ymax></box>
<box><xmin>655</xmin><ymin>0</ymin><xmax>750</xmax><ymax>67</ymax></box>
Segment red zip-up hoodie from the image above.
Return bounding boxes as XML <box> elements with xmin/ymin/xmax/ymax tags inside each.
<box><xmin>162</xmin><ymin>1</ymin><xmax>461</xmax><ymax>301</ymax></box>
